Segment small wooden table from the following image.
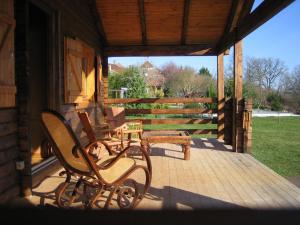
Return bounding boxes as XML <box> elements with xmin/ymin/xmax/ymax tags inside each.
<box><xmin>141</xmin><ymin>130</ymin><xmax>191</xmax><ymax>160</ymax></box>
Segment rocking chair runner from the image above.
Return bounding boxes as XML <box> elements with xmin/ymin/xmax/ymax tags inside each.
<box><xmin>104</xmin><ymin>106</ymin><xmax>143</xmax><ymax>146</ymax></box>
<box><xmin>40</xmin><ymin>110</ymin><xmax>152</xmax><ymax>209</ymax></box>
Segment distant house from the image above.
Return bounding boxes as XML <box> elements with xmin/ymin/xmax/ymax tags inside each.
<box><xmin>108</xmin><ymin>62</ymin><xmax>125</xmax><ymax>74</ymax></box>
<box><xmin>141</xmin><ymin>61</ymin><xmax>165</xmax><ymax>93</ymax></box>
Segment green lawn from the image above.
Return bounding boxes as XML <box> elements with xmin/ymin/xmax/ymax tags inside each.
<box><xmin>252</xmin><ymin>116</ymin><xmax>300</xmax><ymax>177</ymax></box>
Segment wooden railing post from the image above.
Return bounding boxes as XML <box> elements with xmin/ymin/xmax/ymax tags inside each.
<box><xmin>224</xmin><ymin>98</ymin><xmax>233</xmax><ymax>145</ymax></box>
<box><xmin>243</xmin><ymin>98</ymin><xmax>253</xmax><ymax>154</ymax></box>
<box><xmin>217</xmin><ymin>53</ymin><xmax>225</xmax><ymax>140</ymax></box>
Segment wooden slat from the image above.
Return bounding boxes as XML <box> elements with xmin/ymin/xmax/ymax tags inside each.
<box><xmin>104</xmin><ymin>44</ymin><xmax>214</xmax><ymax>56</ymax></box>
<box><xmin>143</xmin><ymin>128</ymin><xmax>218</xmax><ymax>135</ymax></box>
<box><xmin>105</xmin><ymin>97</ymin><xmax>217</xmax><ymax>104</ymax></box>
<box><xmin>0</xmin><ymin>109</ymin><xmax>17</xmax><ymax>123</ymax></box>
<box><xmin>0</xmin><ymin>122</ymin><xmax>17</xmax><ymax>136</ymax></box>
<box><xmin>128</xmin><ymin>118</ymin><xmax>214</xmax><ymax>125</ymax></box>
<box><xmin>186</xmin><ymin>0</ymin><xmax>232</xmax><ymax>44</ymax></box>
<box><xmin>145</xmin><ymin>0</ymin><xmax>183</xmax><ymax>45</ymax></box>
<box><xmin>125</xmin><ymin>108</ymin><xmax>216</xmax><ymax>115</ymax></box>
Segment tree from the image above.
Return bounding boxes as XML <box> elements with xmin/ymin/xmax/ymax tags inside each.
<box><xmin>198</xmin><ymin>67</ymin><xmax>212</xmax><ymax>76</ymax></box>
<box><xmin>245</xmin><ymin>57</ymin><xmax>287</xmax><ymax>90</ymax></box>
<box><xmin>283</xmin><ymin>65</ymin><xmax>300</xmax><ymax>112</ymax></box>
<box><xmin>108</xmin><ymin>66</ymin><xmax>147</xmax><ymax>98</ymax></box>
<box><xmin>160</xmin><ymin>63</ymin><xmax>215</xmax><ymax>98</ymax></box>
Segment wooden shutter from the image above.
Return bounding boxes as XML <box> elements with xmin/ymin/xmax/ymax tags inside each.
<box><xmin>64</xmin><ymin>37</ymin><xmax>96</xmax><ymax>104</ymax></box>
<box><xmin>0</xmin><ymin>0</ymin><xmax>16</xmax><ymax>107</ymax></box>
<box><xmin>83</xmin><ymin>43</ymin><xmax>95</xmax><ymax>102</ymax></box>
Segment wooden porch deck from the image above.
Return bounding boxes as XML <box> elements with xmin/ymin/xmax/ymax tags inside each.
<box><xmin>15</xmin><ymin>138</ymin><xmax>300</xmax><ymax>209</ymax></box>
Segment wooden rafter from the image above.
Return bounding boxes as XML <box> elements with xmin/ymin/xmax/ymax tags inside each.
<box><xmin>217</xmin><ymin>0</ymin><xmax>294</xmax><ymax>54</ymax></box>
<box><xmin>216</xmin><ymin>0</ymin><xmax>252</xmax><ymax>54</ymax></box>
<box><xmin>138</xmin><ymin>0</ymin><xmax>147</xmax><ymax>45</ymax></box>
<box><xmin>104</xmin><ymin>44</ymin><xmax>214</xmax><ymax>56</ymax></box>
<box><xmin>236</xmin><ymin>0</ymin><xmax>255</xmax><ymax>26</ymax></box>
<box><xmin>89</xmin><ymin>0</ymin><xmax>107</xmax><ymax>46</ymax></box>
<box><xmin>181</xmin><ymin>0</ymin><xmax>190</xmax><ymax>45</ymax></box>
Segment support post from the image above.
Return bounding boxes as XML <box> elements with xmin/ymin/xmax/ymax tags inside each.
<box><xmin>217</xmin><ymin>53</ymin><xmax>225</xmax><ymax>140</ymax></box>
<box><xmin>98</xmin><ymin>55</ymin><xmax>108</xmax><ymax>123</ymax></box>
<box><xmin>102</xmin><ymin>56</ymin><xmax>109</xmax><ymax>100</ymax></box>
<box><xmin>243</xmin><ymin>98</ymin><xmax>253</xmax><ymax>154</ymax></box>
<box><xmin>232</xmin><ymin>40</ymin><xmax>243</xmax><ymax>152</ymax></box>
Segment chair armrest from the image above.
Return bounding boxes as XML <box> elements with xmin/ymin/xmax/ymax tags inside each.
<box><xmin>84</xmin><ymin>140</ymin><xmax>114</xmax><ymax>156</ymax></box>
<box><xmin>98</xmin><ymin>145</ymin><xmax>151</xmax><ymax>173</ymax></box>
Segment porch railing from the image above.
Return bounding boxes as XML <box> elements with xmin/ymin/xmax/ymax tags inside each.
<box><xmin>104</xmin><ymin>97</ymin><xmax>218</xmax><ymax>135</ymax></box>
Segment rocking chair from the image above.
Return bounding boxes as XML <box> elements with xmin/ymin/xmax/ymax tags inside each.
<box><xmin>104</xmin><ymin>106</ymin><xmax>143</xmax><ymax>146</ymax></box>
<box><xmin>40</xmin><ymin>110</ymin><xmax>152</xmax><ymax>209</ymax></box>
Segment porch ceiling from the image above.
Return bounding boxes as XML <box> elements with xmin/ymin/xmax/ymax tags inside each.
<box><xmin>92</xmin><ymin>0</ymin><xmax>294</xmax><ymax>56</ymax></box>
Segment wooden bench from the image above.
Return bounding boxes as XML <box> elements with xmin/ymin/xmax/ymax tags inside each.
<box><xmin>141</xmin><ymin>130</ymin><xmax>191</xmax><ymax>160</ymax></box>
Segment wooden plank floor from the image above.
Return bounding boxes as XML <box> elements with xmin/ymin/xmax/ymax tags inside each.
<box><xmin>14</xmin><ymin>138</ymin><xmax>300</xmax><ymax>209</ymax></box>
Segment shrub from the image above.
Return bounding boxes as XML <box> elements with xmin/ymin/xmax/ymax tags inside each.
<box><xmin>267</xmin><ymin>92</ymin><xmax>284</xmax><ymax>111</ymax></box>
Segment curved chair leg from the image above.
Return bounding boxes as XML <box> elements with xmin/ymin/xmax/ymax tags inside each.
<box><xmin>56</xmin><ymin>172</ymin><xmax>71</xmax><ymax>208</ymax></box>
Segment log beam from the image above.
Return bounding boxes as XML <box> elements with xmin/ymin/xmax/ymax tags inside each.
<box><xmin>104</xmin><ymin>44</ymin><xmax>214</xmax><ymax>56</ymax></box>
<box><xmin>217</xmin><ymin>0</ymin><xmax>294</xmax><ymax>53</ymax></box>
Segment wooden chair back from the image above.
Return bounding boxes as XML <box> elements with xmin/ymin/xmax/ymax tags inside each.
<box><xmin>104</xmin><ymin>106</ymin><xmax>127</xmax><ymax>130</ymax></box>
<box><xmin>41</xmin><ymin>110</ymin><xmax>92</xmax><ymax>175</ymax></box>
<box><xmin>77</xmin><ymin>111</ymin><xmax>97</xmax><ymax>143</ymax></box>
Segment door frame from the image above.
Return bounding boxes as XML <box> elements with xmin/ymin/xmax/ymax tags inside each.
<box><xmin>28</xmin><ymin>0</ymin><xmax>61</xmax><ymax>178</ymax></box>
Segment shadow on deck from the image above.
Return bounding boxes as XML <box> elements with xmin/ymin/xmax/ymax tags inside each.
<box><xmin>8</xmin><ymin>138</ymin><xmax>300</xmax><ymax>210</ymax></box>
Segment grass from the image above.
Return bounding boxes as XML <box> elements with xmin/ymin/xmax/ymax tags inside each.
<box><xmin>252</xmin><ymin>116</ymin><xmax>300</xmax><ymax>177</ymax></box>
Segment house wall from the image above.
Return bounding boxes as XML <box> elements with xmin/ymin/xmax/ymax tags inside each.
<box><xmin>0</xmin><ymin>109</ymin><xmax>20</xmax><ymax>203</ymax></box>
<box><xmin>0</xmin><ymin>0</ymin><xmax>105</xmax><ymax>203</ymax></box>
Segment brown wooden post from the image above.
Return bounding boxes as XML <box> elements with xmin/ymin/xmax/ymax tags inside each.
<box><xmin>100</xmin><ymin>55</ymin><xmax>108</xmax><ymax>122</ymax></box>
<box><xmin>217</xmin><ymin>53</ymin><xmax>225</xmax><ymax>140</ymax></box>
<box><xmin>232</xmin><ymin>40</ymin><xmax>243</xmax><ymax>152</ymax></box>
<box><xmin>243</xmin><ymin>98</ymin><xmax>253</xmax><ymax>154</ymax></box>
<box><xmin>102</xmin><ymin>56</ymin><xmax>109</xmax><ymax>100</ymax></box>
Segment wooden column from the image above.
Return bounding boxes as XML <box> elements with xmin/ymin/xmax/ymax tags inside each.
<box><xmin>99</xmin><ymin>55</ymin><xmax>108</xmax><ymax>122</ymax></box>
<box><xmin>232</xmin><ymin>40</ymin><xmax>243</xmax><ymax>152</ymax></box>
<box><xmin>217</xmin><ymin>53</ymin><xmax>225</xmax><ymax>140</ymax></box>
<box><xmin>243</xmin><ymin>98</ymin><xmax>253</xmax><ymax>154</ymax></box>
<box><xmin>102</xmin><ymin>56</ymin><xmax>108</xmax><ymax>100</ymax></box>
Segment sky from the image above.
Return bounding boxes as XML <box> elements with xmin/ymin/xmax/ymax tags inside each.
<box><xmin>108</xmin><ymin>1</ymin><xmax>300</xmax><ymax>75</ymax></box>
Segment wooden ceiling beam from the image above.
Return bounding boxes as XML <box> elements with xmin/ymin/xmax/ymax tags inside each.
<box><xmin>138</xmin><ymin>0</ymin><xmax>147</xmax><ymax>45</ymax></box>
<box><xmin>181</xmin><ymin>0</ymin><xmax>190</xmax><ymax>45</ymax></box>
<box><xmin>104</xmin><ymin>44</ymin><xmax>214</xmax><ymax>56</ymax></box>
<box><xmin>89</xmin><ymin>0</ymin><xmax>108</xmax><ymax>46</ymax></box>
<box><xmin>236</xmin><ymin>0</ymin><xmax>255</xmax><ymax>26</ymax></box>
<box><xmin>215</xmin><ymin>0</ymin><xmax>242</xmax><ymax>54</ymax></box>
<box><xmin>217</xmin><ymin>0</ymin><xmax>294</xmax><ymax>54</ymax></box>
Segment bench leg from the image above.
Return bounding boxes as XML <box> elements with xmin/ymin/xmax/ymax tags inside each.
<box><xmin>183</xmin><ymin>144</ymin><xmax>190</xmax><ymax>160</ymax></box>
